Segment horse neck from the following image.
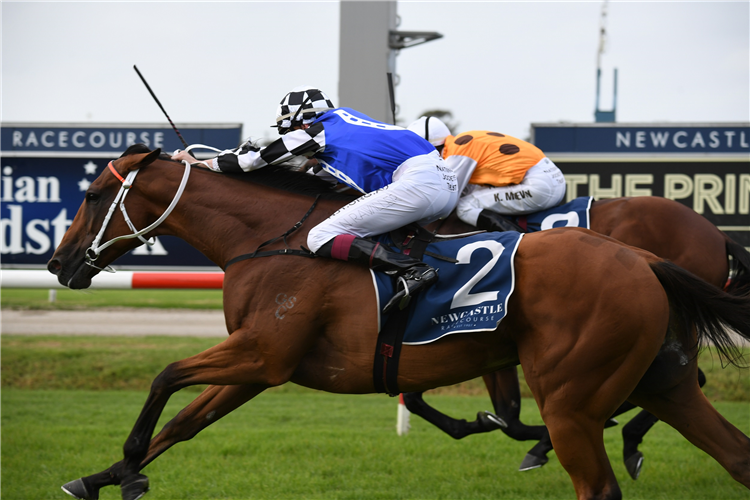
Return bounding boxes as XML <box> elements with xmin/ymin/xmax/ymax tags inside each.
<box><xmin>139</xmin><ymin>164</ymin><xmax>340</xmax><ymax>268</ymax></box>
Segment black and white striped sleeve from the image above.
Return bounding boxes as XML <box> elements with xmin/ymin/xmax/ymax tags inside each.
<box><xmin>212</xmin><ymin>123</ymin><xmax>326</xmax><ymax>173</ymax></box>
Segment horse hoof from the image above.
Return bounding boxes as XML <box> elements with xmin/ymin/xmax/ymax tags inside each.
<box><xmin>604</xmin><ymin>417</ymin><xmax>619</xmax><ymax>428</ymax></box>
<box><xmin>62</xmin><ymin>478</ymin><xmax>99</xmax><ymax>500</ymax></box>
<box><xmin>624</xmin><ymin>451</ymin><xmax>644</xmax><ymax>480</ymax></box>
<box><xmin>518</xmin><ymin>452</ymin><xmax>549</xmax><ymax>471</ymax></box>
<box><xmin>478</xmin><ymin>411</ymin><xmax>508</xmax><ymax>430</ymax></box>
<box><xmin>121</xmin><ymin>474</ymin><xmax>149</xmax><ymax>500</ymax></box>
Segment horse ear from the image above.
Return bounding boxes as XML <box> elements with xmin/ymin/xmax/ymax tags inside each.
<box><xmin>143</xmin><ymin>148</ymin><xmax>162</xmax><ymax>166</ymax></box>
<box><xmin>122</xmin><ymin>148</ymin><xmax>162</xmax><ymax>173</ymax></box>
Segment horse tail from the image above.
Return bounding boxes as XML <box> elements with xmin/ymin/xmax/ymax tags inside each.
<box><xmin>724</xmin><ymin>234</ymin><xmax>750</xmax><ymax>296</ymax></box>
<box><xmin>649</xmin><ymin>260</ymin><xmax>750</xmax><ymax>368</ymax></box>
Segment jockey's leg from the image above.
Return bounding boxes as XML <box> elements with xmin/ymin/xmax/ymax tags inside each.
<box><xmin>308</xmin><ymin>155</ymin><xmax>457</xmax><ymax>313</ymax></box>
<box><xmin>317</xmin><ymin>235</ymin><xmax>437</xmax><ymax>313</ymax></box>
<box><xmin>456</xmin><ymin>158</ymin><xmax>566</xmax><ymax>229</ymax></box>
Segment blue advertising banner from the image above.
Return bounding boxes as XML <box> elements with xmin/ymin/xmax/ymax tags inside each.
<box><xmin>533</xmin><ymin>123</ymin><xmax>750</xmax><ymax>155</ymax></box>
<box><xmin>1</xmin><ymin>123</ymin><xmax>242</xmax><ymax>156</ymax></box>
<box><xmin>2</xmin><ymin>123</ymin><xmax>243</xmax><ymax>269</ymax></box>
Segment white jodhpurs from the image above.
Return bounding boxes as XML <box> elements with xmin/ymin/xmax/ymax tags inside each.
<box><xmin>307</xmin><ymin>151</ymin><xmax>459</xmax><ymax>252</ymax></box>
<box><xmin>456</xmin><ymin>157</ymin><xmax>566</xmax><ymax>226</ymax></box>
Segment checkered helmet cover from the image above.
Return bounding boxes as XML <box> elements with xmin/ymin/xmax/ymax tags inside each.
<box><xmin>275</xmin><ymin>86</ymin><xmax>334</xmax><ymax>133</ymax></box>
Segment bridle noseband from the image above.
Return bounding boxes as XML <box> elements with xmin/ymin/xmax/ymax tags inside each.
<box><xmin>84</xmin><ymin>159</ymin><xmax>191</xmax><ymax>273</ymax></box>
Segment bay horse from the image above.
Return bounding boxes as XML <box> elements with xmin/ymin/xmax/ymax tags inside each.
<box><xmin>48</xmin><ymin>146</ymin><xmax>750</xmax><ymax>500</ymax></box>
<box><xmin>404</xmin><ymin>197</ymin><xmax>750</xmax><ymax>478</ymax></box>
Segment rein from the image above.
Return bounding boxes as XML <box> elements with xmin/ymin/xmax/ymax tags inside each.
<box><xmin>84</xmin><ymin>159</ymin><xmax>191</xmax><ymax>273</ymax></box>
<box><xmin>224</xmin><ymin>195</ymin><xmax>321</xmax><ymax>270</ymax></box>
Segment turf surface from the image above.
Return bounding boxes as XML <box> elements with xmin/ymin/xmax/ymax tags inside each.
<box><xmin>2</xmin><ymin>389</ymin><xmax>748</xmax><ymax>500</ymax></box>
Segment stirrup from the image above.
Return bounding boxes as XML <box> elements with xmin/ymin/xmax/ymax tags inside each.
<box><xmin>382</xmin><ymin>267</ymin><xmax>438</xmax><ymax>314</ymax></box>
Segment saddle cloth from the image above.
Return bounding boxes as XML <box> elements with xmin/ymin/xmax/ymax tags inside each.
<box><xmin>514</xmin><ymin>196</ymin><xmax>593</xmax><ymax>232</ymax></box>
<box><xmin>371</xmin><ymin>231</ymin><xmax>523</xmax><ymax>345</ymax></box>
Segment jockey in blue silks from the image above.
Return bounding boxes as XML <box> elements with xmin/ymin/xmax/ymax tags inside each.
<box><xmin>173</xmin><ymin>86</ymin><xmax>459</xmax><ymax>312</ymax></box>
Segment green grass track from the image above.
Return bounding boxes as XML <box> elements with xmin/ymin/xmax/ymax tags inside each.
<box><xmin>2</xmin><ymin>390</ymin><xmax>748</xmax><ymax>500</ymax></box>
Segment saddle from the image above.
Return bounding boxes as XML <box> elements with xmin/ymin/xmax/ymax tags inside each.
<box><xmin>372</xmin><ymin>222</ymin><xmax>523</xmax><ymax>396</ymax></box>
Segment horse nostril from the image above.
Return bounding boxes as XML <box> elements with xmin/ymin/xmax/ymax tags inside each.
<box><xmin>47</xmin><ymin>259</ymin><xmax>62</xmax><ymax>275</ymax></box>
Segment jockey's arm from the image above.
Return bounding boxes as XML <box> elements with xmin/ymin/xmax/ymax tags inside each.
<box><xmin>171</xmin><ymin>123</ymin><xmax>326</xmax><ymax>174</ymax></box>
<box><xmin>444</xmin><ymin>154</ymin><xmax>478</xmax><ymax>195</ymax></box>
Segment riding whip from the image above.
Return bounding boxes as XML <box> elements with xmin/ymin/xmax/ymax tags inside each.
<box><xmin>133</xmin><ymin>65</ymin><xmax>190</xmax><ymax>150</ymax></box>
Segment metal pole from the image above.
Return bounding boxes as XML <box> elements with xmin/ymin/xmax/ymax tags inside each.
<box><xmin>387</xmin><ymin>72</ymin><xmax>397</xmax><ymax>125</ymax></box>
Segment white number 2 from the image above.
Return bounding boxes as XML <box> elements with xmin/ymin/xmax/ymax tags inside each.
<box><xmin>450</xmin><ymin>240</ymin><xmax>506</xmax><ymax>309</ymax></box>
<box><xmin>541</xmin><ymin>211</ymin><xmax>579</xmax><ymax>230</ymax></box>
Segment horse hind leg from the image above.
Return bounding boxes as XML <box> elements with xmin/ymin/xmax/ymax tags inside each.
<box><xmin>638</xmin><ymin>259</ymin><xmax>750</xmax><ymax>486</ymax></box>
<box><xmin>521</xmin><ymin>347</ymin><xmax>653</xmax><ymax>499</ymax></box>
<box><xmin>518</xmin><ymin>400</ymin><xmax>630</xmax><ymax>474</ymax></box>
<box><xmin>484</xmin><ymin>366</ymin><xmax>600</xmax><ymax>473</ymax></box>
<box><xmin>621</xmin><ymin>367</ymin><xmax>708</xmax><ymax>480</ymax></box>
<box><xmin>630</xmin><ymin>375</ymin><xmax>750</xmax><ymax>488</ymax></box>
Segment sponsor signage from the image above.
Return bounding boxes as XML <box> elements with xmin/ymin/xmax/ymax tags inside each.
<box><xmin>1</xmin><ymin>123</ymin><xmax>242</xmax><ymax>269</ymax></box>
<box><xmin>531</xmin><ymin>123</ymin><xmax>750</xmax><ymax>248</ymax></box>
<box><xmin>533</xmin><ymin>123</ymin><xmax>750</xmax><ymax>156</ymax></box>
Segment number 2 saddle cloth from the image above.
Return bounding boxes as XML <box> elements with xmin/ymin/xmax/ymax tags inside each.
<box><xmin>512</xmin><ymin>196</ymin><xmax>593</xmax><ymax>232</ymax></box>
<box><xmin>371</xmin><ymin>196</ymin><xmax>593</xmax><ymax>345</ymax></box>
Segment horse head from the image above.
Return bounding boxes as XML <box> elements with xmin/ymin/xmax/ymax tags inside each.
<box><xmin>47</xmin><ymin>146</ymin><xmax>164</xmax><ymax>289</ymax></box>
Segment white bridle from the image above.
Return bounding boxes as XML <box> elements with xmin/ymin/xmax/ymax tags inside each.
<box><xmin>84</xmin><ymin>158</ymin><xmax>192</xmax><ymax>273</ymax></box>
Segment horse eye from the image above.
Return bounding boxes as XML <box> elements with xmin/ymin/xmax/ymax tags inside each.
<box><xmin>86</xmin><ymin>191</ymin><xmax>100</xmax><ymax>203</ymax></box>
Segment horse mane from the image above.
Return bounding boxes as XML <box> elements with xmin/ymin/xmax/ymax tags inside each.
<box><xmin>119</xmin><ymin>143</ymin><xmax>356</xmax><ymax>202</ymax></box>
<box><xmin>120</xmin><ymin>143</ymin><xmax>175</xmax><ymax>161</ymax></box>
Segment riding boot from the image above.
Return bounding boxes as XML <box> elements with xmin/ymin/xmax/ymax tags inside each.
<box><xmin>476</xmin><ymin>209</ymin><xmax>526</xmax><ymax>233</ymax></box>
<box><xmin>317</xmin><ymin>236</ymin><xmax>438</xmax><ymax>313</ymax></box>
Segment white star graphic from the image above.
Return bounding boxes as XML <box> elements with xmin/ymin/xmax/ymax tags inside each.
<box><xmin>83</xmin><ymin>161</ymin><xmax>98</xmax><ymax>175</ymax></box>
<box><xmin>78</xmin><ymin>178</ymin><xmax>91</xmax><ymax>191</ymax></box>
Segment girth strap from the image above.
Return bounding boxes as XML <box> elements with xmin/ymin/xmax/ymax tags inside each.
<box><xmin>224</xmin><ymin>247</ymin><xmax>316</xmax><ymax>268</ymax></box>
<box><xmin>373</xmin><ymin>223</ymin><xmax>436</xmax><ymax>396</ymax></box>
<box><xmin>373</xmin><ymin>306</ymin><xmax>409</xmax><ymax>396</ymax></box>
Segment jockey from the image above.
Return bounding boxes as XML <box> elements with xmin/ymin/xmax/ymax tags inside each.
<box><xmin>172</xmin><ymin>87</ymin><xmax>459</xmax><ymax>312</ymax></box>
<box><xmin>407</xmin><ymin>116</ymin><xmax>566</xmax><ymax>232</ymax></box>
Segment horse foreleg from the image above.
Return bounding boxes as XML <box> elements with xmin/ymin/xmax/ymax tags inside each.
<box><xmin>519</xmin><ymin>430</ymin><xmax>553</xmax><ymax>471</ymax></box>
<box><xmin>141</xmin><ymin>383</ymin><xmax>266</xmax><ymax>467</ymax></box>
<box><xmin>115</xmin><ymin>331</ymin><xmax>301</xmax><ymax>500</ymax></box>
<box><xmin>401</xmin><ymin>366</ymin><xmax>545</xmax><ymax>441</ymax></box>
<box><xmin>484</xmin><ymin>366</ymin><xmax>551</xmax><ymax>471</ymax></box>
<box><xmin>484</xmin><ymin>367</ymin><xmax>548</xmax><ymax>441</ymax></box>
<box><xmin>620</xmin><ymin>409</ymin><xmax>657</xmax><ymax>480</ymax></box>
<box><xmin>117</xmin><ymin>365</ymin><xmax>187</xmax><ymax>499</ymax></box>
<box><xmin>401</xmin><ymin>391</ymin><xmax>504</xmax><ymax>439</ymax></box>
<box><xmin>630</xmin><ymin>376</ymin><xmax>750</xmax><ymax>488</ymax></box>
<box><xmin>62</xmin><ymin>384</ymin><xmax>264</xmax><ymax>500</ymax></box>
